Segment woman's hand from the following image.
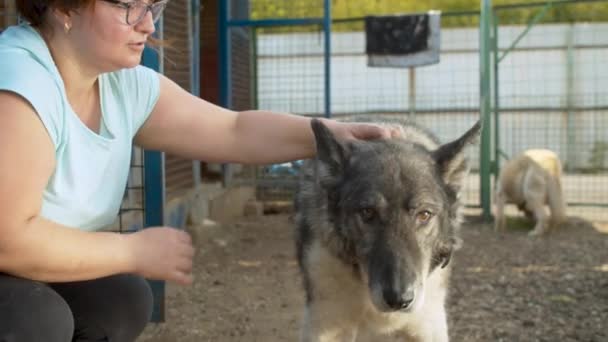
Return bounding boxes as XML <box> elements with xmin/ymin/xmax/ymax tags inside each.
<box><xmin>322</xmin><ymin>119</ymin><xmax>402</xmax><ymax>142</ymax></box>
<box><xmin>123</xmin><ymin>227</ymin><xmax>195</xmax><ymax>285</ymax></box>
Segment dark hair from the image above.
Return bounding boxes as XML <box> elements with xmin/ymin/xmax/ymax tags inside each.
<box><xmin>16</xmin><ymin>0</ymin><xmax>94</xmax><ymax>27</ymax></box>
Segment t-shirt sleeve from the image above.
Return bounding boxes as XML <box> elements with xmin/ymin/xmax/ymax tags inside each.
<box><xmin>0</xmin><ymin>56</ymin><xmax>64</xmax><ymax>147</ymax></box>
<box><xmin>121</xmin><ymin>65</ymin><xmax>161</xmax><ymax>137</ymax></box>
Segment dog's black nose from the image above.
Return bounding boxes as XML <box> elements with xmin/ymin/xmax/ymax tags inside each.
<box><xmin>384</xmin><ymin>288</ymin><xmax>416</xmax><ymax>311</ymax></box>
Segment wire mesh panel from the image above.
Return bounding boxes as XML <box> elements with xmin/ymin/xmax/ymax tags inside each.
<box><xmin>114</xmin><ymin>147</ymin><xmax>146</xmax><ymax>233</ymax></box>
<box><xmin>494</xmin><ymin>0</ymin><xmax>608</xmax><ymax>221</ymax></box>
<box><xmin>329</xmin><ymin>12</ymin><xmax>482</xmax><ymax>208</ymax></box>
<box><xmin>221</xmin><ymin>0</ymin><xmax>327</xmax><ymax>202</ymax></box>
<box><xmin>253</xmin><ymin>21</ymin><xmax>328</xmax><ymax>202</ymax></box>
<box><xmin>248</xmin><ymin>6</ymin><xmax>483</xmax><ymax>208</ymax></box>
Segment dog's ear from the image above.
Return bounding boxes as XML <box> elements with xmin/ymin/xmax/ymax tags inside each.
<box><xmin>432</xmin><ymin>120</ymin><xmax>482</xmax><ymax>192</ymax></box>
<box><xmin>311</xmin><ymin>118</ymin><xmax>348</xmax><ymax>180</ymax></box>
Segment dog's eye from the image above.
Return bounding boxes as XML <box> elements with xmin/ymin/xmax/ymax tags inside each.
<box><xmin>416</xmin><ymin>210</ymin><xmax>433</xmax><ymax>224</ymax></box>
<box><xmin>358</xmin><ymin>208</ymin><xmax>377</xmax><ymax>222</ymax></box>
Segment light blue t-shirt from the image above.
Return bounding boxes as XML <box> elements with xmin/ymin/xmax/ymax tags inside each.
<box><xmin>0</xmin><ymin>24</ymin><xmax>160</xmax><ymax>231</ymax></box>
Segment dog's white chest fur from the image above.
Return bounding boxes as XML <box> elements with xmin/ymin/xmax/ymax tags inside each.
<box><xmin>302</xmin><ymin>241</ymin><xmax>450</xmax><ymax>341</ymax></box>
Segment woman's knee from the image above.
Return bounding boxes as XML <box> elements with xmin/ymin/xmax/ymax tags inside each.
<box><xmin>51</xmin><ymin>274</ymin><xmax>153</xmax><ymax>342</ymax></box>
<box><xmin>0</xmin><ymin>275</ymin><xmax>74</xmax><ymax>342</ymax></box>
<box><xmin>103</xmin><ymin>274</ymin><xmax>154</xmax><ymax>341</ymax></box>
<box><xmin>115</xmin><ymin>274</ymin><xmax>154</xmax><ymax>323</ymax></box>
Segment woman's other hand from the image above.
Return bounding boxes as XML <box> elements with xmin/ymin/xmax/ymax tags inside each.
<box><xmin>124</xmin><ymin>227</ymin><xmax>195</xmax><ymax>285</ymax></box>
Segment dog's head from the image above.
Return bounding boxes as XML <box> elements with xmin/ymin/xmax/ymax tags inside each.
<box><xmin>311</xmin><ymin>119</ymin><xmax>480</xmax><ymax>313</ymax></box>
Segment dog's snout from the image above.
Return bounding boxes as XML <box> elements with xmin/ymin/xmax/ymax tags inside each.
<box><xmin>383</xmin><ymin>287</ymin><xmax>416</xmax><ymax>311</ymax></box>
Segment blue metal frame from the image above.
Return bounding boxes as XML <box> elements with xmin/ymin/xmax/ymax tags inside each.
<box><xmin>141</xmin><ymin>0</ymin><xmax>202</xmax><ymax>320</ymax></box>
<box><xmin>219</xmin><ymin>0</ymin><xmax>231</xmax><ymax>110</ymax></box>
<box><xmin>191</xmin><ymin>0</ymin><xmax>202</xmax><ymax>188</ymax></box>
<box><xmin>228</xmin><ymin>18</ymin><xmax>323</xmax><ymax>27</ymax></box>
<box><xmin>141</xmin><ymin>41</ymin><xmax>166</xmax><ymax>323</ymax></box>
<box><xmin>218</xmin><ymin>0</ymin><xmax>231</xmax><ymax>186</ymax></box>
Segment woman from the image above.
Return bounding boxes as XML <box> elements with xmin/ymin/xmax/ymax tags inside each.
<box><xmin>0</xmin><ymin>1</ymin><xmax>396</xmax><ymax>341</ymax></box>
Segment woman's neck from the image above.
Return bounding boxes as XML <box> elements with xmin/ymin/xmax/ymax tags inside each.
<box><xmin>39</xmin><ymin>26</ymin><xmax>102</xmax><ymax>132</ymax></box>
<box><xmin>39</xmin><ymin>26</ymin><xmax>99</xmax><ymax>101</ymax></box>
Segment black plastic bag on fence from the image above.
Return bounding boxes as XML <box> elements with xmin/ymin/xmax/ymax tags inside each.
<box><xmin>365</xmin><ymin>14</ymin><xmax>430</xmax><ymax>55</ymax></box>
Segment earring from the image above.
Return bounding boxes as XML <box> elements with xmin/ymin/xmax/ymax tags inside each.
<box><xmin>64</xmin><ymin>21</ymin><xmax>71</xmax><ymax>33</ymax></box>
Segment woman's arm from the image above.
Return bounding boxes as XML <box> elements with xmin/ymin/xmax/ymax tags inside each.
<box><xmin>0</xmin><ymin>91</ymin><xmax>193</xmax><ymax>284</ymax></box>
<box><xmin>134</xmin><ymin>74</ymin><xmax>393</xmax><ymax>164</ymax></box>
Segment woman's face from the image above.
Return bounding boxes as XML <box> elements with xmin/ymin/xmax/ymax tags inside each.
<box><xmin>66</xmin><ymin>0</ymin><xmax>158</xmax><ymax>72</ymax></box>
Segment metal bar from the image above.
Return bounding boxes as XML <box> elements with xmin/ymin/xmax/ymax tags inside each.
<box><xmin>141</xmin><ymin>20</ymin><xmax>166</xmax><ymax>323</ymax></box>
<box><xmin>218</xmin><ymin>0</ymin><xmax>232</xmax><ymax>187</ymax></box>
<box><xmin>227</xmin><ymin>18</ymin><xmax>323</xmax><ymax>27</ymax></box>
<box><xmin>191</xmin><ymin>0</ymin><xmax>201</xmax><ymax>189</ymax></box>
<box><xmin>565</xmin><ymin>24</ymin><xmax>576</xmax><ymax>172</ymax></box>
<box><xmin>480</xmin><ymin>0</ymin><xmax>493</xmax><ymax>221</ymax></box>
<box><xmin>218</xmin><ymin>1</ymin><xmax>231</xmax><ymax>109</ymax></box>
<box><xmin>305</xmin><ymin>105</ymin><xmax>608</xmax><ymax>116</ymax></box>
<box><xmin>118</xmin><ymin>208</ymin><xmax>146</xmax><ymax>212</ymax></box>
<box><xmin>251</xmin><ymin>28</ymin><xmax>259</xmax><ymax>109</ymax></box>
<box><xmin>493</xmin><ymin>9</ymin><xmax>501</xmax><ymax>175</ymax></box>
<box><xmin>409</xmin><ymin>68</ymin><xmax>416</xmax><ymax>120</ymax></box>
<box><xmin>256</xmin><ymin>44</ymin><xmax>608</xmax><ymax>60</ymax></box>
<box><xmin>142</xmin><ymin>150</ymin><xmax>165</xmax><ymax>322</ymax></box>
<box><xmin>497</xmin><ymin>148</ymin><xmax>510</xmax><ymax>160</ymax></box>
<box><xmin>332</xmin><ymin>10</ymin><xmax>481</xmax><ymax>24</ymax></box>
<box><xmin>497</xmin><ymin>2</ymin><xmax>553</xmax><ymax>63</ymax></box>
<box><xmin>565</xmin><ymin>202</ymin><xmax>608</xmax><ymax>207</ymax></box>
<box><xmin>323</xmin><ymin>0</ymin><xmax>332</xmax><ymax>118</ymax></box>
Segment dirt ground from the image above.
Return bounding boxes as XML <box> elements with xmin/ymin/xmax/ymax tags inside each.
<box><xmin>137</xmin><ymin>211</ymin><xmax>608</xmax><ymax>342</ymax></box>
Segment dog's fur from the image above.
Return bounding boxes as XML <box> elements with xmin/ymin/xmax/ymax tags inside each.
<box><xmin>494</xmin><ymin>149</ymin><xmax>567</xmax><ymax>236</ymax></box>
<box><xmin>294</xmin><ymin>118</ymin><xmax>481</xmax><ymax>342</ymax></box>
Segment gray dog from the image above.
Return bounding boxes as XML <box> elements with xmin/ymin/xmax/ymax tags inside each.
<box><xmin>294</xmin><ymin>118</ymin><xmax>481</xmax><ymax>342</ymax></box>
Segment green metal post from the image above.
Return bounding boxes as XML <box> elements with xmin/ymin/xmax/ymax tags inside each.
<box><xmin>566</xmin><ymin>24</ymin><xmax>575</xmax><ymax>172</ymax></box>
<box><xmin>492</xmin><ymin>9</ymin><xmax>500</xmax><ymax>174</ymax></box>
<box><xmin>480</xmin><ymin>0</ymin><xmax>493</xmax><ymax>221</ymax></box>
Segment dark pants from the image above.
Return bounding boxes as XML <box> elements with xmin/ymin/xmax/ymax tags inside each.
<box><xmin>0</xmin><ymin>273</ymin><xmax>153</xmax><ymax>342</ymax></box>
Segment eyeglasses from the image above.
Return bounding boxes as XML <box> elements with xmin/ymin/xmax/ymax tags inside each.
<box><xmin>100</xmin><ymin>0</ymin><xmax>168</xmax><ymax>26</ymax></box>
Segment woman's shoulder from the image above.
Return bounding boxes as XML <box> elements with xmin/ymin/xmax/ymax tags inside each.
<box><xmin>0</xmin><ymin>49</ymin><xmax>62</xmax><ymax>113</ymax></box>
<box><xmin>0</xmin><ymin>25</ymin><xmax>61</xmax><ymax>92</ymax></box>
<box><xmin>0</xmin><ymin>26</ymin><xmax>65</xmax><ymax>146</ymax></box>
<box><xmin>0</xmin><ymin>45</ymin><xmax>58</xmax><ymax>92</ymax></box>
<box><xmin>0</xmin><ymin>52</ymin><xmax>57</xmax><ymax>86</ymax></box>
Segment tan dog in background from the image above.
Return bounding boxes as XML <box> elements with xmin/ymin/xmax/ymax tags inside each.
<box><xmin>494</xmin><ymin>149</ymin><xmax>567</xmax><ymax>236</ymax></box>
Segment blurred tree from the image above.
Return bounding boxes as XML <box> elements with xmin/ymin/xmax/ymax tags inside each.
<box><xmin>249</xmin><ymin>0</ymin><xmax>608</xmax><ymax>32</ymax></box>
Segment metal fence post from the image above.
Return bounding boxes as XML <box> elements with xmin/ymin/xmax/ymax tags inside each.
<box><xmin>323</xmin><ymin>0</ymin><xmax>332</xmax><ymax>118</ymax></box>
<box><xmin>219</xmin><ymin>0</ymin><xmax>233</xmax><ymax>187</ymax></box>
<box><xmin>480</xmin><ymin>0</ymin><xmax>493</xmax><ymax>221</ymax></box>
<box><xmin>191</xmin><ymin>0</ymin><xmax>202</xmax><ymax>188</ymax></box>
<box><xmin>141</xmin><ymin>34</ymin><xmax>166</xmax><ymax>324</ymax></box>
